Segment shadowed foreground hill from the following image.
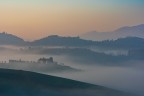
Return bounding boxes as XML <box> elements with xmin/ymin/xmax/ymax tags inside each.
<box><xmin>0</xmin><ymin>69</ymin><xmax>131</xmax><ymax>96</ymax></box>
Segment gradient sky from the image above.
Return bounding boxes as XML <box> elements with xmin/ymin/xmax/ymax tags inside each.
<box><xmin>0</xmin><ymin>0</ymin><xmax>144</xmax><ymax>40</ymax></box>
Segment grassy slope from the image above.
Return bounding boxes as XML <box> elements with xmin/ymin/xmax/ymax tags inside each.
<box><xmin>0</xmin><ymin>68</ymin><xmax>130</xmax><ymax>96</ymax></box>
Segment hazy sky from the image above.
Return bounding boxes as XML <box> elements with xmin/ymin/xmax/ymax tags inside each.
<box><xmin>0</xmin><ymin>0</ymin><xmax>144</xmax><ymax>40</ymax></box>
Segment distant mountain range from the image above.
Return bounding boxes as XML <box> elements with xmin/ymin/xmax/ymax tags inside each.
<box><xmin>80</xmin><ymin>24</ymin><xmax>144</xmax><ymax>41</ymax></box>
<box><xmin>0</xmin><ymin>28</ymin><xmax>144</xmax><ymax>49</ymax></box>
<box><xmin>0</xmin><ymin>68</ymin><xmax>130</xmax><ymax>96</ymax></box>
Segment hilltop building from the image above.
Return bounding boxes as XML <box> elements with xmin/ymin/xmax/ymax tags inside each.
<box><xmin>38</xmin><ymin>57</ymin><xmax>53</xmax><ymax>64</ymax></box>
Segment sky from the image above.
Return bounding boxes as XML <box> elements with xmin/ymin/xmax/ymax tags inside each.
<box><xmin>0</xmin><ymin>0</ymin><xmax>144</xmax><ymax>40</ymax></box>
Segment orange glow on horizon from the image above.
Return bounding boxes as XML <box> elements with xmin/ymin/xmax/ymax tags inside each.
<box><xmin>0</xmin><ymin>0</ymin><xmax>144</xmax><ymax>40</ymax></box>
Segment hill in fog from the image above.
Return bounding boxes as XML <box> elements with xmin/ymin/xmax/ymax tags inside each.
<box><xmin>0</xmin><ymin>32</ymin><xmax>25</xmax><ymax>45</ymax></box>
<box><xmin>30</xmin><ymin>35</ymin><xmax>95</xmax><ymax>46</ymax></box>
<box><xmin>0</xmin><ymin>31</ymin><xmax>144</xmax><ymax>50</ymax></box>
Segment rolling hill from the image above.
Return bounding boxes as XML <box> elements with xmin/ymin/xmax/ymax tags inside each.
<box><xmin>0</xmin><ymin>68</ymin><xmax>130</xmax><ymax>96</ymax></box>
<box><xmin>30</xmin><ymin>35</ymin><xmax>95</xmax><ymax>46</ymax></box>
<box><xmin>0</xmin><ymin>32</ymin><xmax>144</xmax><ymax>50</ymax></box>
<box><xmin>0</xmin><ymin>32</ymin><xmax>25</xmax><ymax>45</ymax></box>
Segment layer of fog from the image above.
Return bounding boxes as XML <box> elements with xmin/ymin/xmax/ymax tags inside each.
<box><xmin>89</xmin><ymin>47</ymin><xmax>128</xmax><ymax>56</ymax></box>
<box><xmin>0</xmin><ymin>46</ymin><xmax>144</xmax><ymax>96</ymax></box>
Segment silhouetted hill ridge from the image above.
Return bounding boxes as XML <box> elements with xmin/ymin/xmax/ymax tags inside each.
<box><xmin>97</xmin><ymin>37</ymin><xmax>144</xmax><ymax>49</ymax></box>
<box><xmin>0</xmin><ymin>32</ymin><xmax>144</xmax><ymax>49</ymax></box>
<box><xmin>31</xmin><ymin>35</ymin><xmax>95</xmax><ymax>46</ymax></box>
<box><xmin>0</xmin><ymin>68</ymin><xmax>129</xmax><ymax>96</ymax></box>
<box><xmin>0</xmin><ymin>32</ymin><xmax>25</xmax><ymax>45</ymax></box>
